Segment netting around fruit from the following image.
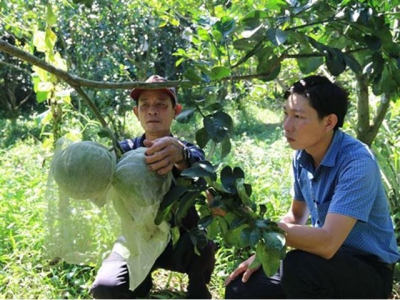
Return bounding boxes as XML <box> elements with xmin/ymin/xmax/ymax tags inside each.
<box><xmin>45</xmin><ymin>139</ymin><xmax>173</xmax><ymax>290</ymax></box>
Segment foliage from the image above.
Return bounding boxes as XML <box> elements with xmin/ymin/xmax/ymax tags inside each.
<box><xmin>373</xmin><ymin>100</ymin><xmax>400</xmax><ymax>244</ymax></box>
<box><xmin>175</xmin><ymin>0</ymin><xmax>400</xmax><ymax>146</ymax></box>
<box><xmin>1</xmin><ymin>0</ymin><xmax>399</xmax><ymax>149</ymax></box>
<box><xmin>0</xmin><ymin>139</ymin><xmax>95</xmax><ymax>298</ymax></box>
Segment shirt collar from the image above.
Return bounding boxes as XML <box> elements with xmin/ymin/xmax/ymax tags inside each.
<box><xmin>297</xmin><ymin>129</ymin><xmax>344</xmax><ymax>169</ymax></box>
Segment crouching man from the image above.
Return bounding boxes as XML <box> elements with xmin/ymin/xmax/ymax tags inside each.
<box><xmin>90</xmin><ymin>75</ymin><xmax>215</xmax><ymax>299</ymax></box>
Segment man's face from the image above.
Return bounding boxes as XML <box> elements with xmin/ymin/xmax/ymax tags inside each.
<box><xmin>133</xmin><ymin>89</ymin><xmax>181</xmax><ymax>139</ymax></box>
<box><xmin>283</xmin><ymin>93</ymin><xmax>333</xmax><ymax>154</ymax></box>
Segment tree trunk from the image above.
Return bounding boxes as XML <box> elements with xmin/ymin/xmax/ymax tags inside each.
<box><xmin>355</xmin><ymin>74</ymin><xmax>391</xmax><ymax>147</ymax></box>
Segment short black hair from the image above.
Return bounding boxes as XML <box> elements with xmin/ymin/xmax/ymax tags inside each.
<box><xmin>284</xmin><ymin>75</ymin><xmax>349</xmax><ymax>130</ymax></box>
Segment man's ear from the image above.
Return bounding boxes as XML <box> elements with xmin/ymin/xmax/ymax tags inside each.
<box><xmin>133</xmin><ymin>106</ymin><xmax>139</xmax><ymax>118</ymax></box>
<box><xmin>325</xmin><ymin>113</ymin><xmax>338</xmax><ymax>131</ymax></box>
<box><xmin>174</xmin><ymin>104</ymin><xmax>182</xmax><ymax>116</ymax></box>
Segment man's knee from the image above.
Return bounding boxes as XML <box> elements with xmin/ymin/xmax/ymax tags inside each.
<box><xmin>90</xmin><ymin>282</ymin><xmax>119</xmax><ymax>299</ymax></box>
<box><xmin>282</xmin><ymin>249</ymin><xmax>315</xmax><ymax>273</ymax></box>
<box><xmin>281</xmin><ymin>249</ymin><xmax>320</xmax><ymax>292</ymax></box>
<box><xmin>90</xmin><ymin>253</ymin><xmax>132</xmax><ymax>299</ymax></box>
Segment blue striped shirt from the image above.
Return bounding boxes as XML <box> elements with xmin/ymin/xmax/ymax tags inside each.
<box><xmin>119</xmin><ymin>134</ymin><xmax>205</xmax><ymax>164</ymax></box>
<box><xmin>292</xmin><ymin>130</ymin><xmax>399</xmax><ymax>263</ymax></box>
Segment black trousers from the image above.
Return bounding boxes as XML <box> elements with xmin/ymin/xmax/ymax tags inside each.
<box><xmin>225</xmin><ymin>249</ymin><xmax>395</xmax><ymax>299</ymax></box>
<box><xmin>90</xmin><ymin>208</ymin><xmax>216</xmax><ymax>299</ymax></box>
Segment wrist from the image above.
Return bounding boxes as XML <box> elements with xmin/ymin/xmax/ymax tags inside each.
<box><xmin>177</xmin><ymin>145</ymin><xmax>189</xmax><ymax>164</ymax></box>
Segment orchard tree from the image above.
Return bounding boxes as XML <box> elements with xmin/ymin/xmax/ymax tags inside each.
<box><xmin>1</xmin><ymin>0</ymin><xmax>399</xmax><ymax>146</ymax></box>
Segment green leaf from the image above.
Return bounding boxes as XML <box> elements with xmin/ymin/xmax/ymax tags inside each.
<box><xmin>370</xmin><ymin>52</ymin><xmax>385</xmax><ymax>77</ymax></box>
<box><xmin>220</xmin><ymin>135</ymin><xmax>231</xmax><ymax>159</ymax></box>
<box><xmin>210</xmin><ymin>66</ymin><xmax>231</xmax><ymax>80</ymax></box>
<box><xmin>155</xmin><ymin>207</ymin><xmax>172</xmax><ymax>226</ymax></box>
<box><xmin>236</xmin><ymin>178</ymin><xmax>254</xmax><ymax>208</ymax></box>
<box><xmin>204</xmin><ymin>103</ymin><xmax>223</xmax><ymax>112</ymax></box>
<box><xmin>214</xmin><ymin>111</ymin><xmax>234</xmax><ymax>132</ymax></box>
<box><xmin>263</xmin><ymin>231</ymin><xmax>286</xmax><ymax>252</ymax></box>
<box><xmin>45</xmin><ymin>27</ymin><xmax>57</xmax><ymax>50</ymax></box>
<box><xmin>220</xmin><ymin>166</ymin><xmax>236</xmax><ymax>193</ymax></box>
<box><xmin>240</xmin><ymin>226</ymin><xmax>252</xmax><ymax>246</ymax></box>
<box><xmin>203</xmin><ymin>111</ymin><xmax>233</xmax><ymax>143</ymax></box>
<box><xmin>198</xmin><ymin>28</ymin><xmax>212</xmax><ymax>42</ymax></box>
<box><xmin>196</xmin><ymin>127</ymin><xmax>210</xmax><ymax>148</ymax></box>
<box><xmin>189</xmin><ymin>227</ymin><xmax>208</xmax><ymax>250</ymax></box>
<box><xmin>215</xmin><ymin>16</ymin><xmax>236</xmax><ymax>40</ymax></box>
<box><xmin>36</xmin><ymin>91</ymin><xmax>49</xmax><ymax>103</ymax></box>
<box><xmin>240</xmin><ymin>10</ymin><xmax>269</xmax><ymax>30</ymax></box>
<box><xmin>297</xmin><ymin>56</ymin><xmax>323</xmax><ymax>74</ymax></box>
<box><xmin>256</xmin><ymin>242</ymin><xmax>281</xmax><ymax>277</ymax></box>
<box><xmin>249</xmin><ymin>227</ymin><xmax>261</xmax><ymax>247</ymax></box>
<box><xmin>181</xmin><ymin>160</ymin><xmax>217</xmax><ymax>181</ymax></box>
<box><xmin>198</xmin><ymin>215</ymin><xmax>214</xmax><ymax>229</ymax></box>
<box><xmin>364</xmin><ymin>34</ymin><xmax>382</xmax><ymax>51</ymax></box>
<box><xmin>372</xmin><ymin>66</ymin><xmax>398</xmax><ymax>95</ymax></box>
<box><xmin>266</xmin><ymin>28</ymin><xmax>287</xmax><ymax>46</ymax></box>
<box><xmin>205</xmin><ymin>217</ymin><xmax>220</xmax><ymax>240</ymax></box>
<box><xmin>224</xmin><ymin>224</ymin><xmax>251</xmax><ymax>248</ymax></box>
<box><xmin>343</xmin><ymin>54</ymin><xmax>362</xmax><ymax>74</ymax></box>
<box><xmin>248</xmin><ymin>252</ymin><xmax>262</xmax><ymax>270</ymax></box>
<box><xmin>258</xmin><ymin>204</ymin><xmax>267</xmax><ymax>217</ymax></box>
<box><xmin>255</xmin><ymin>218</ymin><xmax>276</xmax><ymax>230</ymax></box>
<box><xmin>216</xmin><ymin>215</ymin><xmax>229</xmax><ymax>235</ymax></box>
<box><xmin>46</xmin><ymin>4</ymin><xmax>57</xmax><ymax>26</ymax></box>
<box><xmin>212</xmin><ymin>29</ymin><xmax>223</xmax><ymax>43</ymax></box>
<box><xmin>184</xmin><ymin>69</ymin><xmax>203</xmax><ymax>83</ymax></box>
<box><xmin>257</xmin><ymin>54</ymin><xmax>281</xmax><ymax>81</ymax></box>
<box><xmin>308</xmin><ymin>37</ymin><xmax>328</xmax><ymax>53</ymax></box>
<box><xmin>73</xmin><ymin>0</ymin><xmax>94</xmax><ymax>8</ymax></box>
<box><xmin>256</xmin><ymin>47</ymin><xmax>274</xmax><ymax>64</ymax></box>
<box><xmin>176</xmin><ymin>191</ymin><xmax>199</xmax><ymax>226</ymax></box>
<box><xmin>33</xmin><ymin>30</ymin><xmax>47</xmax><ymax>53</ymax></box>
<box><xmin>233</xmin><ymin>38</ymin><xmax>258</xmax><ymax>51</ymax></box>
<box><xmin>160</xmin><ymin>184</ymin><xmax>188</xmax><ymax>211</ymax></box>
<box><xmin>257</xmin><ymin>52</ymin><xmax>281</xmax><ymax>80</ymax></box>
<box><xmin>325</xmin><ymin>48</ymin><xmax>346</xmax><ymax>76</ymax></box>
<box><xmin>171</xmin><ymin>226</ymin><xmax>180</xmax><ymax>247</ymax></box>
<box><xmin>176</xmin><ymin>108</ymin><xmax>195</xmax><ymax>124</ymax></box>
<box><xmin>220</xmin><ymin>166</ymin><xmax>244</xmax><ymax>193</ymax></box>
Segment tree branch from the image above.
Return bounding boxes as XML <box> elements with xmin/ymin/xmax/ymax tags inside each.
<box><xmin>0</xmin><ymin>40</ymin><xmax>183</xmax><ymax>90</ymax></box>
<box><xmin>0</xmin><ymin>39</ymin><xmax>296</xmax><ymax>88</ymax></box>
<box><xmin>355</xmin><ymin>74</ymin><xmax>370</xmax><ymax>143</ymax></box>
<box><xmin>0</xmin><ymin>59</ymin><xmax>31</xmax><ymax>74</ymax></box>
<box><xmin>368</xmin><ymin>93</ymin><xmax>392</xmax><ymax>146</ymax></box>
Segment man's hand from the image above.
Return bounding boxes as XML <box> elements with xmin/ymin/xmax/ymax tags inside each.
<box><xmin>225</xmin><ymin>254</ymin><xmax>260</xmax><ymax>286</ymax></box>
<box><xmin>143</xmin><ymin>137</ymin><xmax>186</xmax><ymax>175</ymax></box>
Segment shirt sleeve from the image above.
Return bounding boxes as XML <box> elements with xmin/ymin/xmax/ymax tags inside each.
<box><xmin>292</xmin><ymin>151</ymin><xmax>306</xmax><ymax>202</ymax></box>
<box><xmin>182</xmin><ymin>141</ymin><xmax>205</xmax><ymax>166</ymax></box>
<box><xmin>328</xmin><ymin>154</ymin><xmax>379</xmax><ymax>222</ymax></box>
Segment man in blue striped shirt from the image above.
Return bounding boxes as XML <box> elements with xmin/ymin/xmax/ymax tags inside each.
<box><xmin>225</xmin><ymin>75</ymin><xmax>399</xmax><ymax>298</ymax></box>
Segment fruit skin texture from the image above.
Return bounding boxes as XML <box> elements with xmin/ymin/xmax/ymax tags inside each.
<box><xmin>51</xmin><ymin>140</ymin><xmax>116</xmax><ymax>202</ymax></box>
